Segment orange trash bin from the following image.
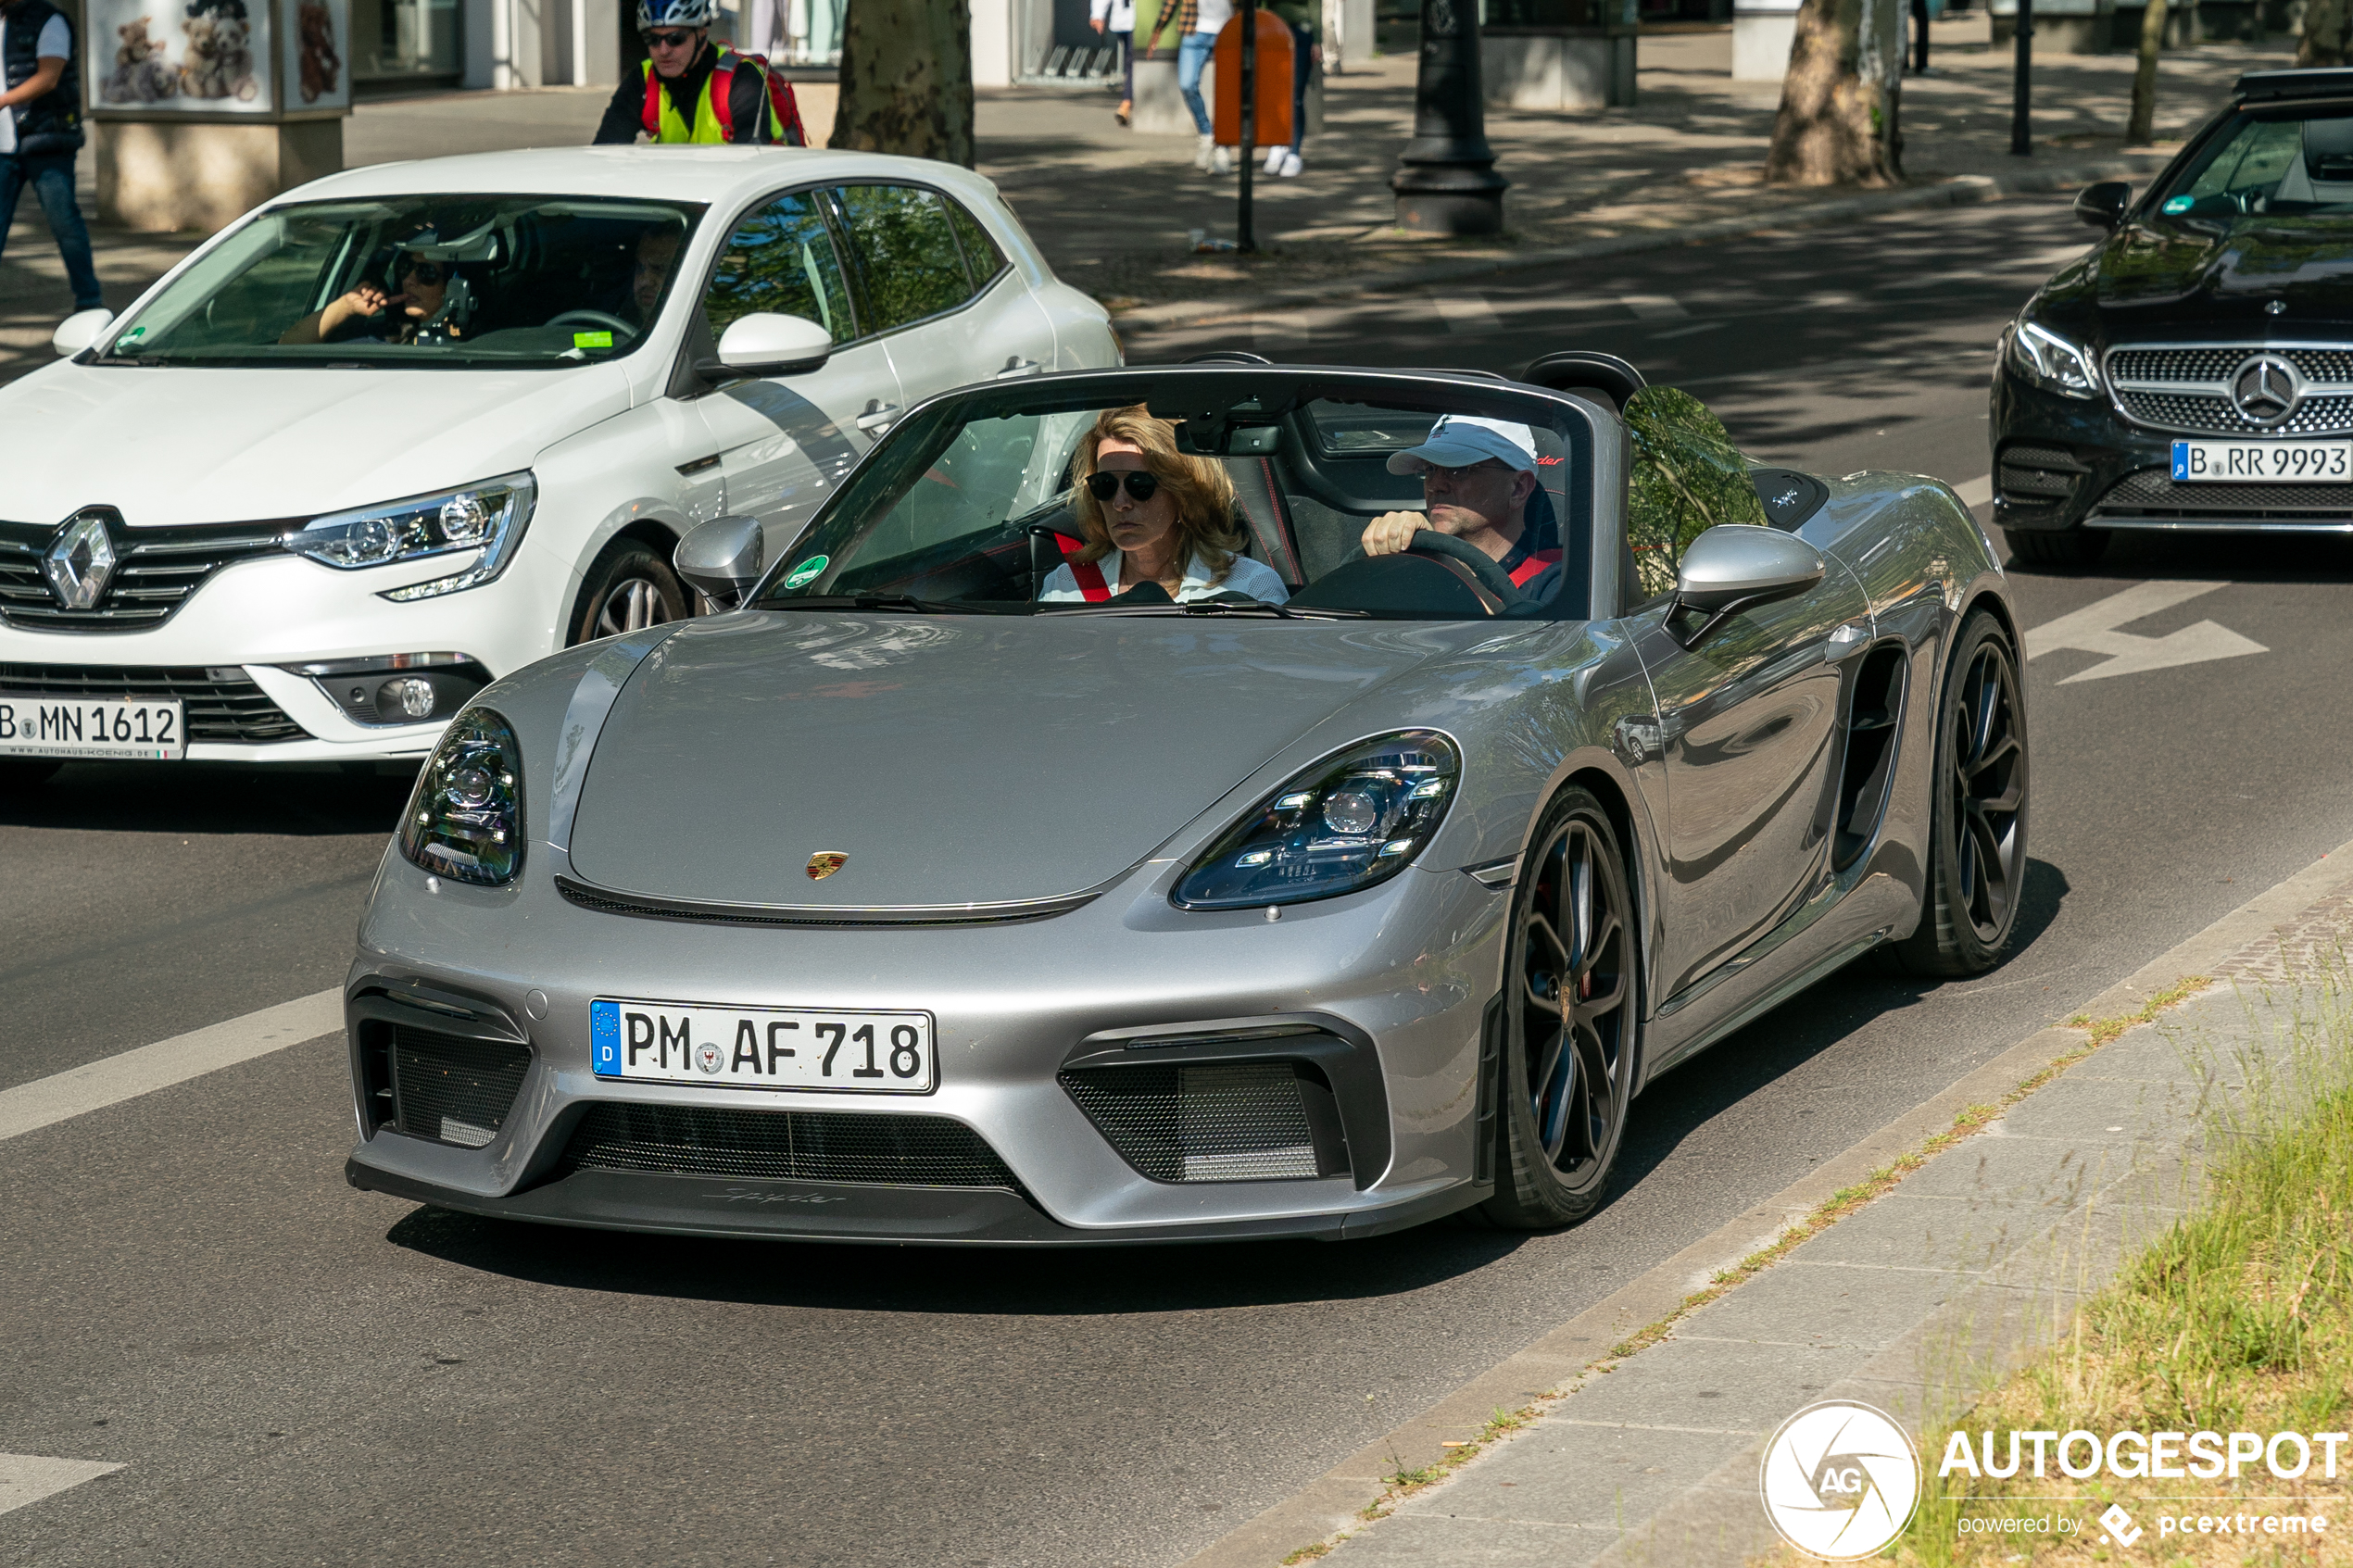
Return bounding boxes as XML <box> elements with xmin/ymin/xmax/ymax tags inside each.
<box><xmin>1212</xmin><ymin>9</ymin><xmax>1294</xmax><ymax>151</ymax></box>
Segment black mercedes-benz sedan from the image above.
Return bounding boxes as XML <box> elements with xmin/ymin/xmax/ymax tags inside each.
<box><xmin>1991</xmin><ymin>67</ymin><xmax>2353</xmax><ymax>567</ymax></box>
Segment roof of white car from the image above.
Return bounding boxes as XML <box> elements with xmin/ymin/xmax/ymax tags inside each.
<box><xmin>283</xmin><ymin>145</ymin><xmax>993</xmax><ymax>208</ymax></box>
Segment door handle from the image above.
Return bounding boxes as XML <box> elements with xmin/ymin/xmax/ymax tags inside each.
<box><xmin>995</xmin><ymin>356</ymin><xmax>1043</xmax><ymax>378</ymax></box>
<box><xmin>855</xmin><ymin>399</ymin><xmax>900</xmax><ymax>434</ymax></box>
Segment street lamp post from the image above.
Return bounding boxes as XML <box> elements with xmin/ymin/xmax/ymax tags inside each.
<box><xmin>1391</xmin><ymin>0</ymin><xmax>1509</xmax><ymax>235</ymax></box>
<box><xmin>2010</xmin><ymin>0</ymin><xmax>2033</xmax><ymax>156</ymax></box>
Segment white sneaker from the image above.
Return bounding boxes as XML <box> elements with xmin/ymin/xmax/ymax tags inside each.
<box><xmin>1212</xmin><ymin>144</ymin><xmax>1234</xmax><ymax>173</ymax></box>
<box><xmin>1264</xmin><ymin>143</ymin><xmax>1287</xmax><ymax>174</ymax></box>
<box><xmin>1194</xmin><ymin>132</ymin><xmax>1214</xmax><ymax>171</ymax></box>
<box><xmin>1278</xmin><ymin>149</ymin><xmax>1302</xmax><ymax>177</ymax></box>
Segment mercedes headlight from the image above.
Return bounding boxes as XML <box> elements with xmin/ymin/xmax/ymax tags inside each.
<box><xmin>400</xmin><ymin>708</ymin><xmax>524</xmax><ymax>886</ymax></box>
<box><xmin>2004</xmin><ymin>318</ymin><xmax>2101</xmax><ymax>400</ymax></box>
<box><xmin>1174</xmin><ymin>732</ymin><xmax>1460</xmax><ymax>910</ymax></box>
<box><xmin>287</xmin><ymin>472</ymin><xmax>535</xmax><ymax>601</ymax></box>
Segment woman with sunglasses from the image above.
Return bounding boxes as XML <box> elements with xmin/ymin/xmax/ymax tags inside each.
<box><xmin>279</xmin><ymin>252</ymin><xmax>451</xmax><ymax>345</ymax></box>
<box><xmin>1038</xmin><ymin>407</ymin><xmax>1289</xmax><ymax>604</ymax></box>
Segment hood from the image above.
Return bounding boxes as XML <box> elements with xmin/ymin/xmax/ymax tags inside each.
<box><xmin>2089</xmin><ymin>215</ymin><xmax>2353</xmax><ymax>321</ymax></box>
<box><xmin>0</xmin><ymin>362</ymin><xmax>634</xmax><ymax>526</ymax></box>
<box><xmin>564</xmin><ymin>613</ymin><xmax>1460</xmax><ymax>909</ymax></box>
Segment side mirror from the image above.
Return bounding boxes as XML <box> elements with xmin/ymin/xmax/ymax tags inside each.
<box><xmin>675</xmin><ymin>515</ymin><xmax>765</xmax><ymax>608</ymax></box>
<box><xmin>706</xmin><ymin>312</ymin><xmax>833</xmax><ymax>379</ymax></box>
<box><xmin>53</xmin><ymin>307</ymin><xmax>114</xmax><ymax>358</ymax></box>
<box><xmin>1669</xmin><ymin>524</ymin><xmax>1824</xmax><ymax>647</ymax></box>
<box><xmin>2073</xmin><ymin>181</ymin><xmax>2132</xmax><ymax>232</ymax></box>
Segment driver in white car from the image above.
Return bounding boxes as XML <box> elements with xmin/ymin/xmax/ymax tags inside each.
<box><xmin>1358</xmin><ymin>415</ymin><xmax>1561</xmax><ymax>593</ymax></box>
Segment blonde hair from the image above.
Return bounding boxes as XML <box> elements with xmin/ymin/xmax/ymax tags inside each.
<box><xmin>1071</xmin><ymin>406</ymin><xmax>1242</xmax><ymax>585</ymax></box>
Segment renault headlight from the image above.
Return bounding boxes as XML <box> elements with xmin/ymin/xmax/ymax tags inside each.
<box><xmin>400</xmin><ymin>708</ymin><xmax>524</xmax><ymax>886</ymax></box>
<box><xmin>2004</xmin><ymin>318</ymin><xmax>2101</xmax><ymax>400</ymax></box>
<box><xmin>1174</xmin><ymin>732</ymin><xmax>1460</xmax><ymax>910</ymax></box>
<box><xmin>287</xmin><ymin>472</ymin><xmax>535</xmax><ymax>601</ymax></box>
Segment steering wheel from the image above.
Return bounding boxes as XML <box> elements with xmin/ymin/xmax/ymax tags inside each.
<box><xmin>1406</xmin><ymin>529</ymin><xmax>1529</xmax><ymax>608</ymax></box>
<box><xmin>546</xmin><ymin>309</ymin><xmax>637</xmax><ymax>338</ymax></box>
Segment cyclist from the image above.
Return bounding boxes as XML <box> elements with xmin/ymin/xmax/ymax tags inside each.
<box><xmin>592</xmin><ymin>0</ymin><xmax>805</xmax><ymax>147</ymax></box>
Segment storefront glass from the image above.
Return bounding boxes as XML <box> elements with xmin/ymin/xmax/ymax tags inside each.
<box><xmin>352</xmin><ymin>0</ymin><xmax>462</xmax><ymax>83</ymax></box>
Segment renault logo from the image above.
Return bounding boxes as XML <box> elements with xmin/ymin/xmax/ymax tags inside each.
<box><xmin>805</xmin><ymin>851</ymin><xmax>848</xmax><ymax>881</ymax></box>
<box><xmin>43</xmin><ymin>509</ymin><xmax>119</xmax><ymax>611</ymax></box>
<box><xmin>2230</xmin><ymin>354</ymin><xmax>2302</xmax><ymax>427</ymax></box>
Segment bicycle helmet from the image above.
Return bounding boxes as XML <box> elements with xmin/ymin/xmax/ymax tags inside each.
<box><xmin>636</xmin><ymin>0</ymin><xmax>713</xmax><ymax>30</ymax></box>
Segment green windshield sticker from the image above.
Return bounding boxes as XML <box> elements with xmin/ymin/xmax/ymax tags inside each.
<box><xmin>2162</xmin><ymin>195</ymin><xmax>2193</xmax><ymax>214</ymax></box>
<box><xmin>782</xmin><ymin>556</ymin><xmax>828</xmax><ymax>590</ymax></box>
<box><xmin>573</xmin><ymin>331</ymin><xmax>614</xmax><ymax>348</ymax></box>
<box><xmin>123</xmin><ymin>326</ymin><xmax>146</xmax><ymax>339</ymax></box>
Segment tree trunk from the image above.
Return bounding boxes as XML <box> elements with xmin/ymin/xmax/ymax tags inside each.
<box><xmin>2125</xmin><ymin>0</ymin><xmax>2167</xmax><ymax>144</ymax></box>
<box><xmin>1765</xmin><ymin>0</ymin><xmax>1904</xmax><ymax>186</ymax></box>
<box><xmin>831</xmin><ymin>0</ymin><xmax>976</xmax><ymax>167</ymax></box>
<box><xmin>2301</xmin><ymin>0</ymin><xmax>2353</xmax><ymax>65</ymax></box>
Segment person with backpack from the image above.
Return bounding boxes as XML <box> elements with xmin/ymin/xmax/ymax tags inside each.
<box><xmin>0</xmin><ymin>0</ymin><xmax>101</xmax><ymax>315</ymax></box>
<box><xmin>593</xmin><ymin>0</ymin><xmax>805</xmax><ymax>146</ymax></box>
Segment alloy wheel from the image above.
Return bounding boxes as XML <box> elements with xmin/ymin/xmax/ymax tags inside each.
<box><xmin>593</xmin><ymin>576</ymin><xmax>674</xmax><ymax>639</ymax></box>
<box><xmin>1949</xmin><ymin>638</ymin><xmax>2025</xmax><ymax>944</ymax></box>
<box><xmin>1518</xmin><ymin>813</ymin><xmax>1633</xmax><ymax>1186</ymax></box>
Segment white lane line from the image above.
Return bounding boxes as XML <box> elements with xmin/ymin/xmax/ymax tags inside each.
<box><xmin>0</xmin><ymin>1454</ymin><xmax>123</xmax><ymax>1518</ymax></box>
<box><xmin>2024</xmin><ymin>580</ymin><xmax>2269</xmax><ymax>684</ymax></box>
<box><xmin>1618</xmin><ymin>293</ymin><xmax>1689</xmax><ymax>320</ymax></box>
<box><xmin>1652</xmin><ymin>320</ymin><xmax>1722</xmax><ymax>342</ymax></box>
<box><xmin>0</xmin><ymin>989</ymin><xmax>342</xmax><ymax>1144</ymax></box>
<box><xmin>1431</xmin><ymin>292</ymin><xmax>1501</xmax><ymax>332</ymax></box>
<box><xmin>1953</xmin><ymin>474</ymin><xmax>1994</xmax><ymax>508</ymax></box>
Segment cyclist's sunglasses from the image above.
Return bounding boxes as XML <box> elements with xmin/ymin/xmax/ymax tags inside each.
<box><xmin>643</xmin><ymin>27</ymin><xmax>696</xmax><ymax>46</ymax></box>
<box><xmin>1087</xmin><ymin>470</ymin><xmax>1160</xmax><ymax>503</ymax></box>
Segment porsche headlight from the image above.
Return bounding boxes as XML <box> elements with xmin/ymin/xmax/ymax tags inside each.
<box><xmin>287</xmin><ymin>472</ymin><xmax>535</xmax><ymax>601</ymax></box>
<box><xmin>2004</xmin><ymin>318</ymin><xmax>2101</xmax><ymax>400</ymax></box>
<box><xmin>1174</xmin><ymin>732</ymin><xmax>1460</xmax><ymax>910</ymax></box>
<box><xmin>400</xmin><ymin>708</ymin><xmax>524</xmax><ymax>886</ymax></box>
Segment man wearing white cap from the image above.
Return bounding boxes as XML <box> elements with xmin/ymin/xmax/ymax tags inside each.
<box><xmin>1361</xmin><ymin>415</ymin><xmax>1560</xmax><ymax>593</ymax></box>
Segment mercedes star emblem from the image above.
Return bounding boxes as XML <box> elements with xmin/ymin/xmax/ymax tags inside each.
<box><xmin>2229</xmin><ymin>353</ymin><xmax>2302</xmax><ymax>428</ymax></box>
<box><xmin>42</xmin><ymin>508</ymin><xmax>119</xmax><ymax>611</ymax></box>
<box><xmin>805</xmin><ymin>851</ymin><xmax>848</xmax><ymax>881</ymax></box>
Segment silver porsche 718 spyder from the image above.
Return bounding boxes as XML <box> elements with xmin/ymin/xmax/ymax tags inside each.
<box><xmin>343</xmin><ymin>358</ymin><xmax>2029</xmax><ymax>1244</ymax></box>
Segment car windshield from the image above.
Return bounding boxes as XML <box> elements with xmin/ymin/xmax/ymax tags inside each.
<box><xmin>98</xmin><ymin>194</ymin><xmax>706</xmax><ymax>368</ymax></box>
<box><xmin>752</xmin><ymin>376</ymin><xmax>1593</xmax><ymax>621</ymax></box>
<box><xmin>2157</xmin><ymin>109</ymin><xmax>2353</xmax><ymax>218</ymax></box>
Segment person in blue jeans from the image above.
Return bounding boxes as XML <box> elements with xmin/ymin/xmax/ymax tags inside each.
<box><xmin>0</xmin><ymin>0</ymin><xmax>101</xmax><ymax>315</ymax></box>
<box><xmin>1168</xmin><ymin>0</ymin><xmax>1234</xmax><ymax>172</ymax></box>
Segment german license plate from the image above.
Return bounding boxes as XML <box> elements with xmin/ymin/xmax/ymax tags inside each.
<box><xmin>2171</xmin><ymin>439</ymin><xmax>2353</xmax><ymax>482</ymax></box>
<box><xmin>0</xmin><ymin>694</ymin><xmax>184</xmax><ymax>760</ymax></box>
<box><xmin>590</xmin><ymin>998</ymin><xmax>935</xmax><ymax>1094</ymax></box>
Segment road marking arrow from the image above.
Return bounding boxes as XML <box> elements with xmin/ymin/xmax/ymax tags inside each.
<box><xmin>2023</xmin><ymin>580</ymin><xmax>2268</xmax><ymax>684</ymax></box>
<box><xmin>0</xmin><ymin>1453</ymin><xmax>123</xmax><ymax>1518</ymax></box>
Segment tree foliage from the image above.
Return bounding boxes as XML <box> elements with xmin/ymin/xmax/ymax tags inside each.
<box><xmin>1625</xmin><ymin>387</ymin><xmax>1765</xmax><ymax>597</ymax></box>
<box><xmin>831</xmin><ymin>0</ymin><xmax>976</xmax><ymax>167</ymax></box>
<box><xmin>1765</xmin><ymin>0</ymin><xmax>1903</xmax><ymax>187</ymax></box>
<box><xmin>2302</xmin><ymin>0</ymin><xmax>2353</xmax><ymax>65</ymax></box>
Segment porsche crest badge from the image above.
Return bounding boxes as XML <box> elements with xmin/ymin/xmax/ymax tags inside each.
<box><xmin>805</xmin><ymin>851</ymin><xmax>848</xmax><ymax>881</ymax></box>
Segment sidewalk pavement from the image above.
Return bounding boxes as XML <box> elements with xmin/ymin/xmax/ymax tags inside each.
<box><xmin>1217</xmin><ymin>858</ymin><xmax>2353</xmax><ymax>1568</ymax></box>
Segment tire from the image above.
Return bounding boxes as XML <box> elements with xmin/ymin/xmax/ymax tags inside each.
<box><xmin>1474</xmin><ymin>786</ymin><xmax>1640</xmax><ymax>1229</ymax></box>
<box><xmin>568</xmin><ymin>538</ymin><xmax>688</xmax><ymax>647</ymax></box>
<box><xmin>1883</xmin><ymin>609</ymin><xmax>2029</xmax><ymax>976</ymax></box>
<box><xmin>2002</xmin><ymin>526</ymin><xmax>2108</xmax><ymax>570</ymax></box>
<box><xmin>0</xmin><ymin>759</ymin><xmax>61</xmax><ymax>794</ymax></box>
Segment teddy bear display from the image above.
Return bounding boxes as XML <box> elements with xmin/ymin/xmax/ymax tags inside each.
<box><xmin>296</xmin><ymin>0</ymin><xmax>340</xmax><ymax>104</ymax></box>
<box><xmin>100</xmin><ymin>16</ymin><xmax>179</xmax><ymax>104</ymax></box>
<box><xmin>180</xmin><ymin>0</ymin><xmax>258</xmax><ymax>102</ymax></box>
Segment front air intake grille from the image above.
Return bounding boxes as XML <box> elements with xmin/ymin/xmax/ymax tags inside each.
<box><xmin>1061</xmin><ymin>1061</ymin><xmax>1327</xmax><ymax>1183</ymax></box>
<box><xmin>557</xmin><ymin>1103</ymin><xmax>1023</xmax><ymax>1187</ymax></box>
<box><xmin>2091</xmin><ymin>468</ymin><xmax>2353</xmax><ymax>521</ymax></box>
<box><xmin>0</xmin><ymin>521</ymin><xmax>284</xmax><ymax>631</ymax></box>
<box><xmin>1995</xmin><ymin>444</ymin><xmax>2086</xmax><ymax>503</ymax></box>
<box><xmin>390</xmin><ymin>1025</ymin><xmax>533</xmax><ymax>1148</ymax></box>
<box><xmin>0</xmin><ymin>663</ymin><xmax>307</xmax><ymax>743</ymax></box>
<box><xmin>2106</xmin><ymin>344</ymin><xmax>2353</xmax><ymax>436</ymax></box>
<box><xmin>2108</xmin><ymin>345</ymin><xmax>2353</xmax><ymax>385</ymax></box>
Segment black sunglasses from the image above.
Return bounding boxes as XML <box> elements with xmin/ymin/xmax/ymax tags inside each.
<box><xmin>1087</xmin><ymin>470</ymin><xmax>1160</xmax><ymax>503</ymax></box>
<box><xmin>643</xmin><ymin>28</ymin><xmax>695</xmax><ymax>45</ymax></box>
<box><xmin>400</xmin><ymin>260</ymin><xmax>446</xmax><ymax>284</ymax></box>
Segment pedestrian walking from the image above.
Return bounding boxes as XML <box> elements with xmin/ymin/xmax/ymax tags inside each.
<box><xmin>1089</xmin><ymin>0</ymin><xmax>1135</xmax><ymax>127</ymax></box>
<box><xmin>0</xmin><ymin>0</ymin><xmax>101</xmax><ymax>318</ymax></box>
<box><xmin>1909</xmin><ymin>0</ymin><xmax>1931</xmax><ymax>72</ymax></box>
<box><xmin>1265</xmin><ymin>0</ymin><xmax>1315</xmax><ymax>177</ymax></box>
<box><xmin>1161</xmin><ymin>0</ymin><xmax>1234</xmax><ymax>172</ymax></box>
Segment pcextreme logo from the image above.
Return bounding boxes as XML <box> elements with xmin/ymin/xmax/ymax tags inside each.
<box><xmin>1759</xmin><ymin>1399</ymin><xmax>1923</xmax><ymax>1561</ymax></box>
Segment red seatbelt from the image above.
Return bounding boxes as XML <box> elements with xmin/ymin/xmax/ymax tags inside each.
<box><xmin>1509</xmin><ymin>549</ymin><xmax>1562</xmax><ymax>588</ymax></box>
<box><xmin>1055</xmin><ymin>533</ymin><xmax>1112</xmax><ymax>602</ymax></box>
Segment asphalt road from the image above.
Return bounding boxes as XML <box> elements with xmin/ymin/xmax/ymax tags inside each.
<box><xmin>10</xmin><ymin>192</ymin><xmax>2353</xmax><ymax>1568</ymax></box>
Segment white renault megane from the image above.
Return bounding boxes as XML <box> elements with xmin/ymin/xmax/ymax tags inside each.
<box><xmin>0</xmin><ymin>145</ymin><xmax>1118</xmax><ymax>782</ymax></box>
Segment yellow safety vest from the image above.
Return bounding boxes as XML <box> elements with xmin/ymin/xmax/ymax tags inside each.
<box><xmin>638</xmin><ymin>48</ymin><xmax>787</xmax><ymax>144</ymax></box>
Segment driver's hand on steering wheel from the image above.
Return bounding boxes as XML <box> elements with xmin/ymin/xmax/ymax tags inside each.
<box><xmin>1361</xmin><ymin>510</ymin><xmax>1432</xmax><ymax>558</ymax></box>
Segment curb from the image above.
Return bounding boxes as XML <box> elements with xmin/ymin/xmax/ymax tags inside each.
<box><xmin>1175</xmin><ymin>831</ymin><xmax>2353</xmax><ymax>1568</ymax></box>
<box><xmin>1114</xmin><ymin>157</ymin><xmax>2172</xmax><ymax>333</ymax></box>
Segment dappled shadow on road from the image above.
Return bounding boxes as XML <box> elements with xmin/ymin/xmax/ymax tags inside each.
<box><xmin>2014</xmin><ymin>529</ymin><xmax>2353</xmax><ymax>586</ymax></box>
<box><xmin>0</xmin><ymin>759</ymin><xmax>416</xmax><ymax>836</ymax></box>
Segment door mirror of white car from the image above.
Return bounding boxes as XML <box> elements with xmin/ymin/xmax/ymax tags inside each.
<box><xmin>1669</xmin><ymin>524</ymin><xmax>1825</xmax><ymax>648</ymax></box>
<box><xmin>711</xmin><ymin>312</ymin><xmax>833</xmax><ymax>378</ymax></box>
<box><xmin>675</xmin><ymin>515</ymin><xmax>766</xmax><ymax>609</ymax></box>
<box><xmin>52</xmin><ymin>307</ymin><xmax>115</xmax><ymax>358</ymax></box>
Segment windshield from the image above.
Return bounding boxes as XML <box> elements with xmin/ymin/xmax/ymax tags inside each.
<box><xmin>2157</xmin><ymin>110</ymin><xmax>2353</xmax><ymax>218</ymax></box>
<box><xmin>752</xmin><ymin>380</ymin><xmax>1592</xmax><ymax>621</ymax></box>
<box><xmin>101</xmin><ymin>194</ymin><xmax>705</xmax><ymax>368</ymax></box>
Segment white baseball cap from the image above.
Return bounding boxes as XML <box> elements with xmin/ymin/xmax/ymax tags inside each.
<box><xmin>1386</xmin><ymin>415</ymin><xmax>1539</xmax><ymax>476</ymax></box>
